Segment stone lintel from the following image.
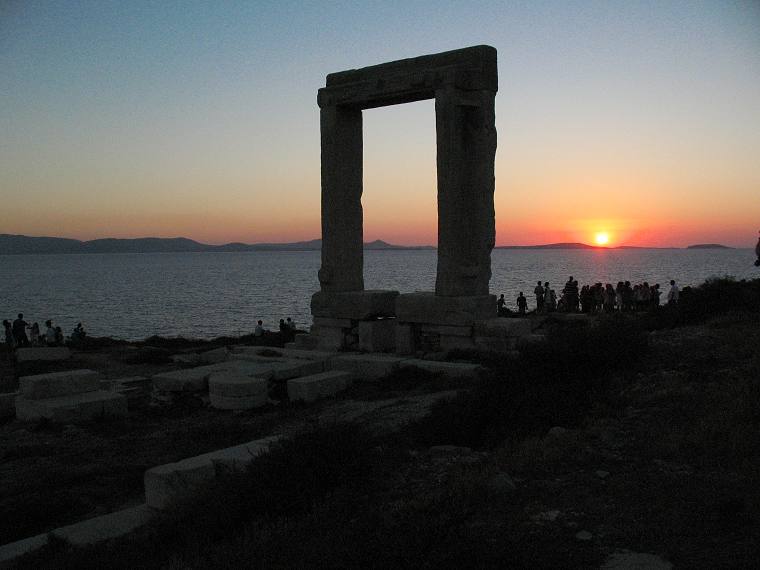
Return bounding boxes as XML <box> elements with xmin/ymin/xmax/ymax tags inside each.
<box><xmin>396</xmin><ymin>292</ymin><xmax>496</xmax><ymax>326</ymax></box>
<box><xmin>318</xmin><ymin>45</ymin><xmax>497</xmax><ymax>109</ymax></box>
<box><xmin>311</xmin><ymin>289</ymin><xmax>399</xmax><ymax>319</ymax></box>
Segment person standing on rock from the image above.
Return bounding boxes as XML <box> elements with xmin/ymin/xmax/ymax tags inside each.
<box><xmin>667</xmin><ymin>280</ymin><xmax>679</xmax><ymax>305</ymax></box>
<box><xmin>516</xmin><ymin>292</ymin><xmax>527</xmax><ymax>315</ymax></box>
<box><xmin>755</xmin><ymin>230</ymin><xmax>760</xmax><ymax>267</ymax></box>
<box><xmin>534</xmin><ymin>281</ymin><xmax>545</xmax><ymax>313</ymax></box>
<box><xmin>12</xmin><ymin>313</ymin><xmax>29</xmax><ymax>347</ymax></box>
<box><xmin>497</xmin><ymin>294</ymin><xmax>506</xmax><ymax>316</ymax></box>
<box><xmin>3</xmin><ymin>320</ymin><xmax>15</xmax><ymax>351</ymax></box>
<box><xmin>45</xmin><ymin>320</ymin><xmax>56</xmax><ymax>345</ymax></box>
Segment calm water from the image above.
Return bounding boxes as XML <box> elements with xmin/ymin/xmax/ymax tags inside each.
<box><xmin>0</xmin><ymin>249</ymin><xmax>756</xmax><ymax>340</ymax></box>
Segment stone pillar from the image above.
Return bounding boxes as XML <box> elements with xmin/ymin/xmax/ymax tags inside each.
<box><xmin>434</xmin><ymin>87</ymin><xmax>496</xmax><ymax>297</ymax></box>
<box><xmin>318</xmin><ymin>105</ymin><xmax>364</xmax><ymax>293</ymax></box>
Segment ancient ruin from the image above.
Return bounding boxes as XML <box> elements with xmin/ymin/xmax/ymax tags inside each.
<box><xmin>308</xmin><ymin>45</ymin><xmax>517</xmax><ymax>353</ymax></box>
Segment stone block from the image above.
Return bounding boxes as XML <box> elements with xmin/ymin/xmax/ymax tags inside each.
<box><xmin>19</xmin><ymin>369</ymin><xmax>100</xmax><ymax>400</ymax></box>
<box><xmin>473</xmin><ymin>336</ymin><xmax>512</xmax><ymax>353</ymax></box>
<box><xmin>280</xmin><ymin>348</ymin><xmax>339</xmax><ymax>362</ymax></box>
<box><xmin>400</xmin><ymin>359</ymin><xmax>481</xmax><ymax>379</ymax></box>
<box><xmin>287</xmin><ymin>371</ymin><xmax>352</xmax><ymax>403</ymax></box>
<box><xmin>144</xmin><ymin>436</ymin><xmax>280</xmax><ymax>509</ymax></box>
<box><xmin>313</xmin><ymin>316</ymin><xmax>354</xmax><ymax>328</ymax></box>
<box><xmin>311</xmin><ymin>289</ymin><xmax>399</xmax><ymax>319</ymax></box>
<box><xmin>358</xmin><ymin>319</ymin><xmax>396</xmax><ymax>352</ymax></box>
<box><xmin>171</xmin><ymin>352</ymin><xmax>202</xmax><ymax>365</ymax></box>
<box><xmin>0</xmin><ymin>533</ymin><xmax>49</xmax><ymax>564</ymax></box>
<box><xmin>270</xmin><ymin>359</ymin><xmax>324</xmax><ymax>381</ymax></box>
<box><xmin>331</xmin><ymin>354</ymin><xmax>406</xmax><ymax>380</ymax></box>
<box><xmin>312</xmin><ymin>325</ymin><xmax>346</xmax><ymax>350</ymax></box>
<box><xmin>440</xmin><ymin>335</ymin><xmax>476</xmax><ymax>352</ymax></box>
<box><xmin>294</xmin><ymin>333</ymin><xmax>320</xmax><ymax>349</ymax></box>
<box><xmin>152</xmin><ymin>361</ymin><xmax>276</xmax><ymax>392</ymax></box>
<box><xmin>396</xmin><ymin>292</ymin><xmax>496</xmax><ymax>326</ymax></box>
<box><xmin>420</xmin><ymin>324</ymin><xmax>473</xmax><ymax>337</ymax></box>
<box><xmin>0</xmin><ymin>391</ymin><xmax>17</xmax><ymax>419</ymax></box>
<box><xmin>209</xmin><ymin>393</ymin><xmax>268</xmax><ymax>410</ymax></box>
<box><xmin>15</xmin><ymin>390</ymin><xmax>127</xmax><ymax>423</ymax></box>
<box><xmin>395</xmin><ymin>323</ymin><xmax>415</xmax><ymax>355</ymax></box>
<box><xmin>474</xmin><ymin>318</ymin><xmax>532</xmax><ymax>338</ymax></box>
<box><xmin>209</xmin><ymin>374</ymin><xmax>268</xmax><ymax>398</ymax></box>
<box><xmin>198</xmin><ymin>347</ymin><xmax>229</xmax><ymax>364</ymax></box>
<box><xmin>14</xmin><ymin>346</ymin><xmax>71</xmax><ymax>362</ymax></box>
<box><xmin>52</xmin><ymin>504</ymin><xmax>153</xmax><ymax>547</ymax></box>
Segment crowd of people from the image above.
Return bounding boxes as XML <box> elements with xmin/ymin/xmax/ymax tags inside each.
<box><xmin>498</xmin><ymin>277</ymin><xmax>681</xmax><ymax>316</ymax></box>
<box><xmin>2</xmin><ymin>313</ymin><xmax>80</xmax><ymax>351</ymax></box>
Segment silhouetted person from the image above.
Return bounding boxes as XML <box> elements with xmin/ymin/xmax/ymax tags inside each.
<box><xmin>54</xmin><ymin>327</ymin><xmax>64</xmax><ymax>345</ymax></box>
<box><xmin>667</xmin><ymin>280</ymin><xmax>679</xmax><ymax>305</ymax></box>
<box><xmin>497</xmin><ymin>294</ymin><xmax>506</xmax><ymax>316</ymax></box>
<box><xmin>254</xmin><ymin>320</ymin><xmax>264</xmax><ymax>337</ymax></box>
<box><xmin>3</xmin><ymin>320</ymin><xmax>14</xmax><ymax>350</ymax></box>
<box><xmin>534</xmin><ymin>281</ymin><xmax>545</xmax><ymax>313</ymax></box>
<box><xmin>286</xmin><ymin>317</ymin><xmax>296</xmax><ymax>331</ymax></box>
<box><xmin>45</xmin><ymin>320</ymin><xmax>56</xmax><ymax>345</ymax></box>
<box><xmin>516</xmin><ymin>292</ymin><xmax>527</xmax><ymax>315</ymax></box>
<box><xmin>546</xmin><ymin>288</ymin><xmax>557</xmax><ymax>312</ymax></box>
<box><xmin>12</xmin><ymin>313</ymin><xmax>29</xmax><ymax>347</ymax></box>
<box><xmin>30</xmin><ymin>322</ymin><xmax>40</xmax><ymax>345</ymax></box>
<box><xmin>279</xmin><ymin>318</ymin><xmax>293</xmax><ymax>342</ymax></box>
<box><xmin>755</xmin><ymin>230</ymin><xmax>760</xmax><ymax>266</ymax></box>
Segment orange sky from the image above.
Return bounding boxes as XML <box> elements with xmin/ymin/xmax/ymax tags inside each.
<box><xmin>2</xmin><ymin>2</ymin><xmax>759</xmax><ymax>248</ymax></box>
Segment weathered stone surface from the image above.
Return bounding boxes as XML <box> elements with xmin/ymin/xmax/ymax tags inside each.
<box><xmin>313</xmin><ymin>316</ymin><xmax>353</xmax><ymax>328</ymax></box>
<box><xmin>396</xmin><ymin>292</ymin><xmax>496</xmax><ymax>326</ymax></box>
<box><xmin>440</xmin><ymin>335</ymin><xmax>476</xmax><ymax>352</ymax></box>
<box><xmin>318</xmin><ymin>104</ymin><xmax>364</xmax><ymax>293</ymax></box>
<box><xmin>420</xmin><ymin>324</ymin><xmax>473</xmax><ymax>337</ymax></box>
<box><xmin>267</xmin><ymin>359</ymin><xmax>323</xmax><ymax>381</ymax></box>
<box><xmin>281</xmin><ymin>348</ymin><xmax>339</xmax><ymax>362</ymax></box>
<box><xmin>311</xmin><ymin>290</ymin><xmax>399</xmax><ymax>319</ymax></box>
<box><xmin>319</xmin><ymin>45</ymin><xmax>497</xmax><ymax>109</ymax></box>
<box><xmin>19</xmin><ymin>369</ymin><xmax>100</xmax><ymax>400</ymax></box>
<box><xmin>144</xmin><ymin>436</ymin><xmax>280</xmax><ymax>509</ymax></box>
<box><xmin>209</xmin><ymin>392</ymin><xmax>268</xmax><ymax>410</ymax></box>
<box><xmin>153</xmin><ymin>361</ymin><xmax>275</xmax><ymax>392</ymax></box>
<box><xmin>332</xmin><ymin>354</ymin><xmax>406</xmax><ymax>380</ymax></box>
<box><xmin>474</xmin><ymin>318</ymin><xmax>532</xmax><ymax>338</ymax></box>
<box><xmin>294</xmin><ymin>333</ymin><xmax>320</xmax><ymax>350</ymax></box>
<box><xmin>358</xmin><ymin>319</ymin><xmax>396</xmax><ymax>352</ymax></box>
<box><xmin>208</xmin><ymin>374</ymin><xmax>268</xmax><ymax>398</ymax></box>
<box><xmin>0</xmin><ymin>533</ymin><xmax>48</xmax><ymax>564</ymax></box>
<box><xmin>287</xmin><ymin>371</ymin><xmax>352</xmax><ymax>403</ymax></box>
<box><xmin>311</xmin><ymin>325</ymin><xmax>346</xmax><ymax>350</ymax></box>
<box><xmin>601</xmin><ymin>551</ymin><xmax>672</xmax><ymax>569</ymax></box>
<box><xmin>15</xmin><ymin>346</ymin><xmax>71</xmax><ymax>362</ymax></box>
<box><xmin>15</xmin><ymin>390</ymin><xmax>127</xmax><ymax>423</ymax></box>
<box><xmin>198</xmin><ymin>347</ymin><xmax>229</xmax><ymax>364</ymax></box>
<box><xmin>395</xmin><ymin>323</ymin><xmax>415</xmax><ymax>355</ymax></box>
<box><xmin>473</xmin><ymin>336</ymin><xmax>513</xmax><ymax>353</ymax></box>
<box><xmin>0</xmin><ymin>391</ymin><xmax>17</xmax><ymax>419</ymax></box>
<box><xmin>53</xmin><ymin>504</ymin><xmax>153</xmax><ymax>547</ymax></box>
<box><xmin>400</xmin><ymin>359</ymin><xmax>480</xmax><ymax>379</ymax></box>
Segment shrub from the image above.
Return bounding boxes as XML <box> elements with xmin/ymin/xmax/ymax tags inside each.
<box><xmin>413</xmin><ymin>315</ymin><xmax>648</xmax><ymax>449</ymax></box>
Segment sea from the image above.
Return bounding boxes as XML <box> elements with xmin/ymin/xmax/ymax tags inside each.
<box><xmin>1</xmin><ymin>249</ymin><xmax>756</xmax><ymax>341</ymax></box>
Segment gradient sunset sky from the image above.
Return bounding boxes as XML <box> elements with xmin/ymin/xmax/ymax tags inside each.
<box><xmin>2</xmin><ymin>1</ymin><xmax>759</xmax><ymax>247</ymax></box>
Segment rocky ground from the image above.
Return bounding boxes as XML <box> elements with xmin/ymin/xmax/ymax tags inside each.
<box><xmin>2</xmin><ymin>308</ymin><xmax>759</xmax><ymax>568</ymax></box>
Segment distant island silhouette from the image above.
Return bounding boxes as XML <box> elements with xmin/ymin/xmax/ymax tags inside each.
<box><xmin>0</xmin><ymin>234</ymin><xmax>736</xmax><ymax>255</ymax></box>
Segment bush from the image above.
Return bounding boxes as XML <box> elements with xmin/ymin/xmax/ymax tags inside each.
<box><xmin>413</xmin><ymin>315</ymin><xmax>648</xmax><ymax>449</ymax></box>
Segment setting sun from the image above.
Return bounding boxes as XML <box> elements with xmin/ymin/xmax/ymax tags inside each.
<box><xmin>595</xmin><ymin>232</ymin><xmax>610</xmax><ymax>246</ymax></box>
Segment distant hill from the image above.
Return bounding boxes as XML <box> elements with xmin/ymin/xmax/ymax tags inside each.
<box><xmin>686</xmin><ymin>244</ymin><xmax>732</xmax><ymax>249</ymax></box>
<box><xmin>496</xmin><ymin>242</ymin><xmax>599</xmax><ymax>250</ymax></box>
<box><xmin>0</xmin><ymin>234</ymin><xmax>433</xmax><ymax>255</ymax></box>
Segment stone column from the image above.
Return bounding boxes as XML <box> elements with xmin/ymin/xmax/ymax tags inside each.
<box><xmin>318</xmin><ymin>105</ymin><xmax>364</xmax><ymax>293</ymax></box>
<box><xmin>434</xmin><ymin>87</ymin><xmax>497</xmax><ymax>297</ymax></box>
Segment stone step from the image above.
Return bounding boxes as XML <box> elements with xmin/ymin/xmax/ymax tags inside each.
<box><xmin>152</xmin><ymin>361</ymin><xmax>274</xmax><ymax>392</ymax></box>
<box><xmin>0</xmin><ymin>504</ymin><xmax>152</xmax><ymax>564</ymax></box>
<box><xmin>287</xmin><ymin>370</ymin><xmax>353</xmax><ymax>403</ymax></box>
<box><xmin>15</xmin><ymin>390</ymin><xmax>127</xmax><ymax>423</ymax></box>
<box><xmin>19</xmin><ymin>369</ymin><xmax>101</xmax><ymax>400</ymax></box>
<box><xmin>14</xmin><ymin>346</ymin><xmax>71</xmax><ymax>362</ymax></box>
<box><xmin>144</xmin><ymin>435</ymin><xmax>281</xmax><ymax>509</ymax></box>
